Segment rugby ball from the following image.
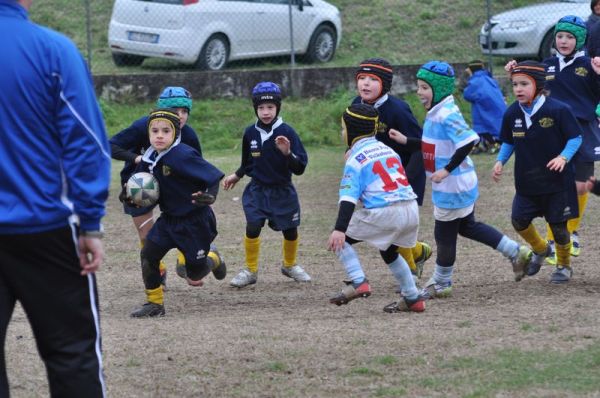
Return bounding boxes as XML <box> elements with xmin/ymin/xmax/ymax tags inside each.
<box><xmin>126</xmin><ymin>172</ymin><xmax>159</xmax><ymax>207</ymax></box>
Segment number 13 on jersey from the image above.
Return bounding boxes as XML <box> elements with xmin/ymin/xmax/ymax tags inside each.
<box><xmin>372</xmin><ymin>156</ymin><xmax>409</xmax><ymax>192</ymax></box>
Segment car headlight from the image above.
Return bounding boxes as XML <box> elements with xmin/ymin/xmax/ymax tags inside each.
<box><xmin>497</xmin><ymin>20</ymin><xmax>537</xmax><ymax>30</ymax></box>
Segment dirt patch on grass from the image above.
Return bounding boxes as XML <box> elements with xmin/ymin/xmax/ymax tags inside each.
<box><xmin>5</xmin><ymin>148</ymin><xmax>600</xmax><ymax>397</ymax></box>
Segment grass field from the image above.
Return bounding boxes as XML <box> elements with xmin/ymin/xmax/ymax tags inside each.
<box><xmin>28</xmin><ymin>0</ymin><xmax>551</xmax><ymax>75</ymax></box>
<box><xmin>4</xmin><ymin>148</ymin><xmax>600</xmax><ymax>397</ymax></box>
<box><xmin>100</xmin><ymin>90</ymin><xmax>474</xmax><ymax>150</ymax></box>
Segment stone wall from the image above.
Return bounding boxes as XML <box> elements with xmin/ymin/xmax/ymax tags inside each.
<box><xmin>94</xmin><ymin>63</ymin><xmax>482</xmax><ymax>103</ymax></box>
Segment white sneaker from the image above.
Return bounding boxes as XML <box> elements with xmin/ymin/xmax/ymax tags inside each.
<box><xmin>229</xmin><ymin>268</ymin><xmax>257</xmax><ymax>288</ymax></box>
<box><xmin>281</xmin><ymin>265</ymin><xmax>311</xmax><ymax>282</ymax></box>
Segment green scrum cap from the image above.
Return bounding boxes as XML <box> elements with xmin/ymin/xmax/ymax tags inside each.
<box><xmin>416</xmin><ymin>61</ymin><xmax>455</xmax><ymax>105</ymax></box>
<box><xmin>554</xmin><ymin>15</ymin><xmax>587</xmax><ymax>52</ymax></box>
<box><xmin>156</xmin><ymin>87</ymin><xmax>193</xmax><ymax>111</ymax></box>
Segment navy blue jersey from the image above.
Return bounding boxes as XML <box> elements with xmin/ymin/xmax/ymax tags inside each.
<box><xmin>110</xmin><ymin>116</ymin><xmax>202</xmax><ymax>184</ymax></box>
<box><xmin>352</xmin><ymin>95</ymin><xmax>426</xmax><ymax>205</ymax></box>
<box><xmin>138</xmin><ymin>143</ymin><xmax>223</xmax><ymax>217</ymax></box>
<box><xmin>500</xmin><ymin>97</ymin><xmax>581</xmax><ymax>195</ymax></box>
<box><xmin>543</xmin><ymin>56</ymin><xmax>600</xmax><ymax>122</ymax></box>
<box><xmin>237</xmin><ymin>119</ymin><xmax>307</xmax><ymax>186</ymax></box>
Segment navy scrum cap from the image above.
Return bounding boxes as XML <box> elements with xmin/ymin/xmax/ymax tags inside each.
<box><xmin>252</xmin><ymin>81</ymin><xmax>282</xmax><ymax>116</ymax></box>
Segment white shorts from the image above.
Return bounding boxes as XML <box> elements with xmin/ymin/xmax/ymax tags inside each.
<box><xmin>346</xmin><ymin>200</ymin><xmax>419</xmax><ymax>251</ymax></box>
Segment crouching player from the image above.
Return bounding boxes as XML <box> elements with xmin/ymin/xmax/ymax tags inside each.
<box><xmin>128</xmin><ymin>109</ymin><xmax>226</xmax><ymax>317</ymax></box>
<box><xmin>328</xmin><ymin>104</ymin><xmax>425</xmax><ymax>313</ymax></box>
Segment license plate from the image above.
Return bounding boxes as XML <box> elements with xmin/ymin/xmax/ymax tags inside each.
<box><xmin>479</xmin><ymin>34</ymin><xmax>488</xmax><ymax>46</ymax></box>
<box><xmin>128</xmin><ymin>31</ymin><xmax>159</xmax><ymax>44</ymax></box>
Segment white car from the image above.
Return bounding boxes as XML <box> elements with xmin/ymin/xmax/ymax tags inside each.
<box><xmin>479</xmin><ymin>0</ymin><xmax>589</xmax><ymax>59</ymax></box>
<box><xmin>108</xmin><ymin>0</ymin><xmax>342</xmax><ymax>70</ymax></box>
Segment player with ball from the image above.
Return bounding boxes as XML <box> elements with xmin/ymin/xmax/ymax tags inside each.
<box><xmin>125</xmin><ymin>109</ymin><xmax>225</xmax><ymax>317</ymax></box>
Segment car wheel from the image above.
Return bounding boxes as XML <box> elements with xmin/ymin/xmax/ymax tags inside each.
<box><xmin>112</xmin><ymin>52</ymin><xmax>145</xmax><ymax>67</ymax></box>
<box><xmin>538</xmin><ymin>30</ymin><xmax>555</xmax><ymax>60</ymax></box>
<box><xmin>195</xmin><ymin>34</ymin><xmax>229</xmax><ymax>71</ymax></box>
<box><xmin>303</xmin><ymin>25</ymin><xmax>336</xmax><ymax>64</ymax></box>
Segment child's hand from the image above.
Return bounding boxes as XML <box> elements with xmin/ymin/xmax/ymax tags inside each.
<box><xmin>134</xmin><ymin>155</ymin><xmax>142</xmax><ymax>164</ymax></box>
<box><xmin>547</xmin><ymin>156</ymin><xmax>567</xmax><ymax>172</ymax></box>
<box><xmin>592</xmin><ymin>57</ymin><xmax>600</xmax><ymax>74</ymax></box>
<box><xmin>191</xmin><ymin>191</ymin><xmax>216</xmax><ymax>206</ymax></box>
<box><xmin>328</xmin><ymin>230</ymin><xmax>346</xmax><ymax>253</ymax></box>
<box><xmin>388</xmin><ymin>128</ymin><xmax>407</xmax><ymax>144</ymax></box>
<box><xmin>431</xmin><ymin>168</ymin><xmax>449</xmax><ymax>183</ymax></box>
<box><xmin>585</xmin><ymin>176</ymin><xmax>596</xmax><ymax>192</ymax></box>
<box><xmin>504</xmin><ymin>60</ymin><xmax>517</xmax><ymax>75</ymax></box>
<box><xmin>492</xmin><ymin>161</ymin><xmax>503</xmax><ymax>183</ymax></box>
<box><xmin>118</xmin><ymin>183</ymin><xmax>139</xmax><ymax>207</ymax></box>
<box><xmin>275</xmin><ymin>135</ymin><xmax>291</xmax><ymax>156</ymax></box>
<box><xmin>222</xmin><ymin>174</ymin><xmax>240</xmax><ymax>190</ymax></box>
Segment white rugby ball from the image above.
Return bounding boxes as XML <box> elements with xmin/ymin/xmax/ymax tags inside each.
<box><xmin>126</xmin><ymin>172</ymin><xmax>159</xmax><ymax>207</ymax></box>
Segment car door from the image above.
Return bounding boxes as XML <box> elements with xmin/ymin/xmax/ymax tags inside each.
<box><xmin>212</xmin><ymin>0</ymin><xmax>263</xmax><ymax>57</ymax></box>
<box><xmin>252</xmin><ymin>0</ymin><xmax>315</xmax><ymax>55</ymax></box>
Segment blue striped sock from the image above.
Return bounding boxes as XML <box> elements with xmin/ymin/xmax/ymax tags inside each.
<box><xmin>387</xmin><ymin>256</ymin><xmax>418</xmax><ymax>300</ymax></box>
<box><xmin>433</xmin><ymin>263</ymin><xmax>453</xmax><ymax>284</ymax></box>
<box><xmin>337</xmin><ymin>243</ymin><xmax>365</xmax><ymax>286</ymax></box>
<box><xmin>496</xmin><ymin>235</ymin><xmax>519</xmax><ymax>260</ymax></box>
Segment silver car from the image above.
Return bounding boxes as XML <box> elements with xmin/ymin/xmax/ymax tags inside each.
<box><xmin>108</xmin><ymin>0</ymin><xmax>342</xmax><ymax>70</ymax></box>
<box><xmin>479</xmin><ymin>0</ymin><xmax>589</xmax><ymax>59</ymax></box>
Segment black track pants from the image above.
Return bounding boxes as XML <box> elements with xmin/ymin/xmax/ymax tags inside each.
<box><xmin>0</xmin><ymin>226</ymin><xmax>105</xmax><ymax>398</ymax></box>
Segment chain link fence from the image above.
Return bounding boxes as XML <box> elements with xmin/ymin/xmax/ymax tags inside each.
<box><xmin>29</xmin><ymin>0</ymin><xmax>593</xmax><ymax>76</ymax></box>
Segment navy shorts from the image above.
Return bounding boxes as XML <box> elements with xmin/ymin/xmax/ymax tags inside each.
<box><xmin>242</xmin><ymin>180</ymin><xmax>300</xmax><ymax>231</ymax></box>
<box><xmin>146</xmin><ymin>208</ymin><xmax>217</xmax><ymax>263</ymax></box>
<box><xmin>512</xmin><ymin>189</ymin><xmax>578</xmax><ymax>224</ymax></box>
<box><xmin>123</xmin><ymin>201</ymin><xmax>156</xmax><ymax>217</ymax></box>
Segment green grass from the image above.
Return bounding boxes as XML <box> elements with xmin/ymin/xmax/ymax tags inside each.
<box><xmin>365</xmin><ymin>341</ymin><xmax>600</xmax><ymax>397</ymax></box>
<box><xmin>28</xmin><ymin>0</ymin><xmax>552</xmax><ymax>75</ymax></box>
<box><xmin>101</xmin><ymin>89</ymin><xmax>474</xmax><ymax>151</ymax></box>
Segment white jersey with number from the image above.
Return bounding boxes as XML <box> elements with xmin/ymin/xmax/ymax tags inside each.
<box><xmin>340</xmin><ymin>137</ymin><xmax>417</xmax><ymax>209</ymax></box>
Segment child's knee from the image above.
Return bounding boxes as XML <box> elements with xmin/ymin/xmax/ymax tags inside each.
<box><xmin>185</xmin><ymin>258</ymin><xmax>211</xmax><ymax>281</ymax></box>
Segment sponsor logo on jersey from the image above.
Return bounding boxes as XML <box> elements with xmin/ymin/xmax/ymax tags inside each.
<box><xmin>539</xmin><ymin>117</ymin><xmax>554</xmax><ymax>128</ymax></box>
<box><xmin>421</xmin><ymin>141</ymin><xmax>436</xmax><ymax>173</ymax></box>
<box><xmin>575</xmin><ymin>67</ymin><xmax>588</xmax><ymax>77</ymax></box>
<box><xmin>512</xmin><ymin>131</ymin><xmax>525</xmax><ymax>138</ymax></box>
<box><xmin>355</xmin><ymin>153</ymin><xmax>367</xmax><ymax>164</ymax></box>
<box><xmin>515</xmin><ymin>118</ymin><xmax>523</xmax><ymax>128</ymax></box>
<box><xmin>162</xmin><ymin>165</ymin><xmax>171</xmax><ymax>176</ymax></box>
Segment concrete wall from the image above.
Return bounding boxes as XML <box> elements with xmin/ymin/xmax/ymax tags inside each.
<box><xmin>94</xmin><ymin>63</ymin><xmax>474</xmax><ymax>103</ymax></box>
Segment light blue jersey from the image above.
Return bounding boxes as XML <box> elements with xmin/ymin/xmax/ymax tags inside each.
<box><xmin>340</xmin><ymin>137</ymin><xmax>417</xmax><ymax>208</ymax></box>
<box><xmin>422</xmin><ymin>96</ymin><xmax>479</xmax><ymax>209</ymax></box>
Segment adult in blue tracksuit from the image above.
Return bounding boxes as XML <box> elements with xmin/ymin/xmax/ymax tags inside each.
<box><xmin>0</xmin><ymin>1</ymin><xmax>110</xmax><ymax>397</ymax></box>
<box><xmin>463</xmin><ymin>61</ymin><xmax>506</xmax><ymax>152</ymax></box>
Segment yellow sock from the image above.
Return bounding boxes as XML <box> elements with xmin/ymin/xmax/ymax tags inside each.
<box><xmin>411</xmin><ymin>242</ymin><xmax>424</xmax><ymax>261</ymax></box>
<box><xmin>282</xmin><ymin>237</ymin><xmax>299</xmax><ymax>268</ymax></box>
<box><xmin>567</xmin><ymin>192</ymin><xmax>588</xmax><ymax>233</ymax></box>
<box><xmin>397</xmin><ymin>247</ymin><xmax>416</xmax><ymax>273</ymax></box>
<box><xmin>517</xmin><ymin>224</ymin><xmax>547</xmax><ymax>254</ymax></box>
<box><xmin>207</xmin><ymin>250</ymin><xmax>221</xmax><ymax>269</ymax></box>
<box><xmin>146</xmin><ymin>286</ymin><xmax>164</xmax><ymax>305</ymax></box>
<box><xmin>245</xmin><ymin>236</ymin><xmax>260</xmax><ymax>273</ymax></box>
<box><xmin>176</xmin><ymin>250</ymin><xmax>186</xmax><ymax>266</ymax></box>
<box><xmin>555</xmin><ymin>241</ymin><xmax>571</xmax><ymax>267</ymax></box>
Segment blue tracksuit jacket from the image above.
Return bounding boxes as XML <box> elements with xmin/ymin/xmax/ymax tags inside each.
<box><xmin>0</xmin><ymin>0</ymin><xmax>111</xmax><ymax>233</ymax></box>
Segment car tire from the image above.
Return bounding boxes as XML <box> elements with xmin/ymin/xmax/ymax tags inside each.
<box><xmin>112</xmin><ymin>52</ymin><xmax>145</xmax><ymax>67</ymax></box>
<box><xmin>303</xmin><ymin>24</ymin><xmax>336</xmax><ymax>64</ymax></box>
<box><xmin>195</xmin><ymin>34</ymin><xmax>229</xmax><ymax>71</ymax></box>
<box><xmin>538</xmin><ymin>30</ymin><xmax>555</xmax><ymax>60</ymax></box>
